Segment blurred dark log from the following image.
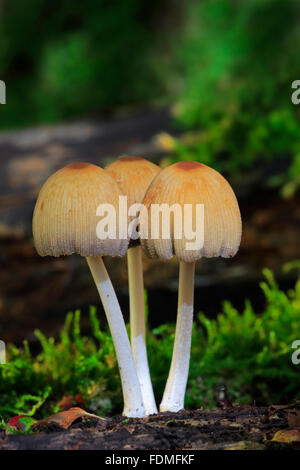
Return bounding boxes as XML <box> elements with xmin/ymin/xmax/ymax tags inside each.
<box><xmin>0</xmin><ymin>109</ymin><xmax>299</xmax><ymax>345</ymax></box>
<box><xmin>0</xmin><ymin>405</ymin><xmax>299</xmax><ymax>450</ymax></box>
<box><xmin>0</xmin><ymin>188</ymin><xmax>299</xmax><ymax>345</ymax></box>
<box><xmin>0</xmin><ymin>108</ymin><xmax>171</xmax><ymax>238</ymax></box>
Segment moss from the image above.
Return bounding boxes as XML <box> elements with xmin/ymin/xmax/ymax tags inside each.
<box><xmin>0</xmin><ymin>267</ymin><xmax>300</xmax><ymax>420</ymax></box>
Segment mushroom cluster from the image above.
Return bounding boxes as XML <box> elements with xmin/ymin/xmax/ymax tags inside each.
<box><xmin>32</xmin><ymin>158</ymin><xmax>241</xmax><ymax>417</ymax></box>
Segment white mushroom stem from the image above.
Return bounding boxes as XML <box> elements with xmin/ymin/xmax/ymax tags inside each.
<box><xmin>86</xmin><ymin>255</ymin><xmax>145</xmax><ymax>418</ymax></box>
<box><xmin>160</xmin><ymin>260</ymin><xmax>195</xmax><ymax>412</ymax></box>
<box><xmin>127</xmin><ymin>245</ymin><xmax>158</xmax><ymax>415</ymax></box>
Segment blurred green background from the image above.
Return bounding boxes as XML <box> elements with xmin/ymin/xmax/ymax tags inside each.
<box><xmin>0</xmin><ymin>0</ymin><xmax>171</xmax><ymax>126</ymax></box>
<box><xmin>1</xmin><ymin>0</ymin><xmax>300</xmax><ymax>195</ymax></box>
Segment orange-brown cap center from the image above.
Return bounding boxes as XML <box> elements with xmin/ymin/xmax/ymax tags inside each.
<box><xmin>174</xmin><ymin>161</ymin><xmax>205</xmax><ymax>171</ymax></box>
<box><xmin>66</xmin><ymin>162</ymin><xmax>91</xmax><ymax>170</ymax></box>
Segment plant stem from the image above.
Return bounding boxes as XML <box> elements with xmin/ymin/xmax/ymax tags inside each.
<box><xmin>86</xmin><ymin>255</ymin><xmax>145</xmax><ymax>418</ymax></box>
<box><xmin>127</xmin><ymin>245</ymin><xmax>157</xmax><ymax>415</ymax></box>
<box><xmin>160</xmin><ymin>260</ymin><xmax>195</xmax><ymax>412</ymax></box>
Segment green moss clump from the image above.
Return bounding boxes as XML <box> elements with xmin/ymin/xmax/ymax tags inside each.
<box><xmin>0</xmin><ymin>267</ymin><xmax>300</xmax><ymax>420</ymax></box>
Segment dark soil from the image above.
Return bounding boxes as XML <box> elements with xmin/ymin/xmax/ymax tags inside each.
<box><xmin>1</xmin><ymin>405</ymin><xmax>300</xmax><ymax>450</ymax></box>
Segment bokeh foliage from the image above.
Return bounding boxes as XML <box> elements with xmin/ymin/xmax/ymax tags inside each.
<box><xmin>0</xmin><ymin>268</ymin><xmax>299</xmax><ymax>421</ymax></box>
<box><xmin>168</xmin><ymin>0</ymin><xmax>300</xmax><ymax>196</ymax></box>
<box><xmin>1</xmin><ymin>0</ymin><xmax>300</xmax><ymax>194</ymax></box>
<box><xmin>0</xmin><ymin>0</ymin><xmax>164</xmax><ymax>127</ymax></box>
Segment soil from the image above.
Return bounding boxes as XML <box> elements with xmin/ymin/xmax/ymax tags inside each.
<box><xmin>1</xmin><ymin>405</ymin><xmax>300</xmax><ymax>450</ymax></box>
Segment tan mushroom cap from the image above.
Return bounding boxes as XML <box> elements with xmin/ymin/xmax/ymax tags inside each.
<box><xmin>140</xmin><ymin>161</ymin><xmax>242</xmax><ymax>262</ymax></box>
<box><xmin>33</xmin><ymin>162</ymin><xmax>128</xmax><ymax>257</ymax></box>
<box><xmin>105</xmin><ymin>156</ymin><xmax>161</xmax><ymax>207</ymax></box>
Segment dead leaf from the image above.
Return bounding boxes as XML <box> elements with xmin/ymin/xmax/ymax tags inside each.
<box><xmin>260</xmin><ymin>413</ymin><xmax>269</xmax><ymax>424</ymax></box>
<box><xmin>270</xmin><ymin>404</ymin><xmax>293</xmax><ymax>411</ymax></box>
<box><xmin>7</xmin><ymin>415</ymin><xmax>35</xmax><ymax>432</ymax></box>
<box><xmin>58</xmin><ymin>394</ymin><xmax>84</xmax><ymax>411</ymax></box>
<box><xmin>272</xmin><ymin>429</ymin><xmax>300</xmax><ymax>443</ymax></box>
<box><xmin>288</xmin><ymin>409</ymin><xmax>300</xmax><ymax>428</ymax></box>
<box><xmin>225</xmin><ymin>441</ymin><xmax>265</xmax><ymax>450</ymax></box>
<box><xmin>31</xmin><ymin>407</ymin><xmax>105</xmax><ymax>431</ymax></box>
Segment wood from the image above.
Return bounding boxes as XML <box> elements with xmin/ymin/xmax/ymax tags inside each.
<box><xmin>0</xmin><ymin>109</ymin><xmax>170</xmax><ymax>238</ymax></box>
<box><xmin>0</xmin><ymin>405</ymin><xmax>299</xmax><ymax>450</ymax></box>
<box><xmin>0</xmin><ymin>110</ymin><xmax>299</xmax><ymax>348</ymax></box>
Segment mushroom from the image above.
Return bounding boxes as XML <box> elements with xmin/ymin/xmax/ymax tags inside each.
<box><xmin>106</xmin><ymin>156</ymin><xmax>160</xmax><ymax>415</ymax></box>
<box><xmin>32</xmin><ymin>162</ymin><xmax>145</xmax><ymax>417</ymax></box>
<box><xmin>139</xmin><ymin>161</ymin><xmax>242</xmax><ymax>412</ymax></box>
